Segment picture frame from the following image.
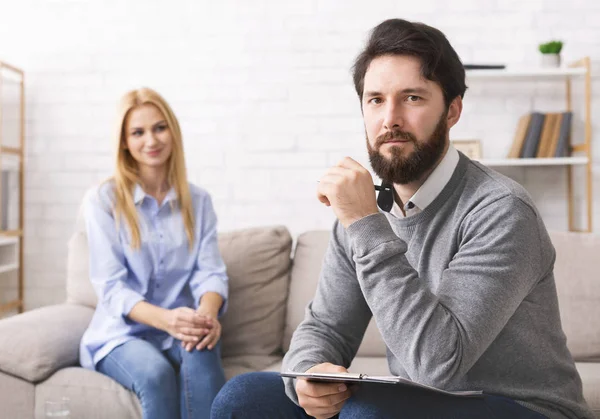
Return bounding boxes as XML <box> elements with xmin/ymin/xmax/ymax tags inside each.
<box><xmin>452</xmin><ymin>139</ymin><xmax>482</xmax><ymax>159</ymax></box>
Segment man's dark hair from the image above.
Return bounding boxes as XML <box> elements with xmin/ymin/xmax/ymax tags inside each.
<box><xmin>352</xmin><ymin>19</ymin><xmax>467</xmax><ymax>108</ymax></box>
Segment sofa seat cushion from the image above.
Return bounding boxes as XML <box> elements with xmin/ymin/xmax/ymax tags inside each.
<box><xmin>575</xmin><ymin>362</ymin><xmax>600</xmax><ymax>417</ymax></box>
<box><xmin>223</xmin><ymin>355</ymin><xmax>283</xmax><ymax>380</ymax></box>
<box><xmin>284</xmin><ymin>230</ymin><xmax>387</xmax><ymax>357</ymax></box>
<box><xmin>262</xmin><ymin>360</ymin><xmax>284</xmax><ymax>373</ymax></box>
<box><xmin>218</xmin><ymin>226</ymin><xmax>292</xmax><ymax>358</ymax></box>
<box><xmin>66</xmin><ymin>229</ymin><xmax>97</xmax><ymax>308</ymax></box>
<box><xmin>550</xmin><ymin>231</ymin><xmax>600</xmax><ymax>361</ymax></box>
<box><xmin>0</xmin><ymin>372</ymin><xmax>34</xmax><ymax>419</ymax></box>
<box><xmin>36</xmin><ymin>367</ymin><xmax>141</xmax><ymax>419</ymax></box>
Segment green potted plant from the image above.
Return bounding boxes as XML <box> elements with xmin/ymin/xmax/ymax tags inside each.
<box><xmin>538</xmin><ymin>40</ymin><xmax>563</xmax><ymax>68</ymax></box>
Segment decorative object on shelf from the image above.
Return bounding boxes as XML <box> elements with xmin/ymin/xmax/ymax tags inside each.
<box><xmin>452</xmin><ymin>139</ymin><xmax>482</xmax><ymax>160</ymax></box>
<box><xmin>539</xmin><ymin>40</ymin><xmax>563</xmax><ymax>68</ymax></box>
<box><xmin>0</xmin><ymin>60</ymin><xmax>25</xmax><ymax>317</ymax></box>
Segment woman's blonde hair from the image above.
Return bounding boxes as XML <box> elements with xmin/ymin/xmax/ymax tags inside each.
<box><xmin>111</xmin><ymin>87</ymin><xmax>195</xmax><ymax>250</ymax></box>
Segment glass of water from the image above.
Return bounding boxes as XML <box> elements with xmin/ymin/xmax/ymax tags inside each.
<box><xmin>45</xmin><ymin>397</ymin><xmax>70</xmax><ymax>418</ymax></box>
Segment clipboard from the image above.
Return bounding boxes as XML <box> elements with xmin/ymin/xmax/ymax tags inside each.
<box><xmin>280</xmin><ymin>371</ymin><xmax>484</xmax><ymax>398</ymax></box>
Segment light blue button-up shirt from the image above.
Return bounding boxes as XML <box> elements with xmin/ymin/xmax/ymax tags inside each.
<box><xmin>79</xmin><ymin>181</ymin><xmax>229</xmax><ymax>370</ymax></box>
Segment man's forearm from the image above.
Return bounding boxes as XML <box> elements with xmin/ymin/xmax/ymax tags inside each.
<box><xmin>346</xmin><ymin>206</ymin><xmax>542</xmax><ymax>387</ymax></box>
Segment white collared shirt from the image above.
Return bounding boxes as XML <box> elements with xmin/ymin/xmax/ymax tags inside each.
<box><xmin>390</xmin><ymin>145</ymin><xmax>459</xmax><ymax>218</ymax></box>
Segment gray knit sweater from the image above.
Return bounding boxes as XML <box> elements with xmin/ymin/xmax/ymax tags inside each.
<box><xmin>282</xmin><ymin>153</ymin><xmax>593</xmax><ymax>419</ymax></box>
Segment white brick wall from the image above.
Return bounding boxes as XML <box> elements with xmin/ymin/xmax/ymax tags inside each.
<box><xmin>0</xmin><ymin>0</ymin><xmax>599</xmax><ymax>309</ymax></box>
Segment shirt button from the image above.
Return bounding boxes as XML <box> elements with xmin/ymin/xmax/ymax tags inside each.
<box><xmin>406</xmin><ymin>202</ymin><xmax>415</xmax><ymax>210</ymax></box>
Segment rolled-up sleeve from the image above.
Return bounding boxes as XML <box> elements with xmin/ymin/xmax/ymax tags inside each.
<box><xmin>189</xmin><ymin>193</ymin><xmax>229</xmax><ymax>316</ymax></box>
<box><xmin>83</xmin><ymin>188</ymin><xmax>145</xmax><ymax>319</ymax></box>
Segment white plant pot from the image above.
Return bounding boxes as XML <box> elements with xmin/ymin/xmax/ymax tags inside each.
<box><xmin>541</xmin><ymin>53</ymin><xmax>561</xmax><ymax>68</ymax></box>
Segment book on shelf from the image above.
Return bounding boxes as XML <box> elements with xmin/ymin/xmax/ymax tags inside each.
<box><xmin>544</xmin><ymin>113</ymin><xmax>564</xmax><ymax>158</ymax></box>
<box><xmin>508</xmin><ymin>111</ymin><xmax>572</xmax><ymax>158</ymax></box>
<box><xmin>508</xmin><ymin>114</ymin><xmax>532</xmax><ymax>158</ymax></box>
<box><xmin>554</xmin><ymin>112</ymin><xmax>573</xmax><ymax>157</ymax></box>
<box><xmin>536</xmin><ymin>113</ymin><xmax>559</xmax><ymax>158</ymax></box>
<box><xmin>519</xmin><ymin>112</ymin><xmax>545</xmax><ymax>158</ymax></box>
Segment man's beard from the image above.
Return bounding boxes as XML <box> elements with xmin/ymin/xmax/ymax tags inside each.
<box><xmin>367</xmin><ymin>112</ymin><xmax>448</xmax><ymax>185</ymax></box>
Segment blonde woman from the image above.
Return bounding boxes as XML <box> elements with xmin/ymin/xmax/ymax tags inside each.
<box><xmin>79</xmin><ymin>88</ymin><xmax>228</xmax><ymax>419</ymax></box>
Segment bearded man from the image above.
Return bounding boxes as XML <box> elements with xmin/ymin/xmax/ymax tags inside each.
<box><xmin>211</xmin><ymin>18</ymin><xmax>592</xmax><ymax>419</ymax></box>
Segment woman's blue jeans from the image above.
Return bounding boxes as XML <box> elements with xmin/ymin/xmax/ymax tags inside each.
<box><xmin>97</xmin><ymin>338</ymin><xmax>226</xmax><ymax>419</ymax></box>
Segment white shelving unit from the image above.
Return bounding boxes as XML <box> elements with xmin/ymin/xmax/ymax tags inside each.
<box><xmin>477</xmin><ymin>157</ymin><xmax>588</xmax><ymax>167</ymax></box>
<box><xmin>0</xmin><ymin>60</ymin><xmax>25</xmax><ymax>315</ymax></box>
<box><xmin>0</xmin><ymin>236</ymin><xmax>18</xmax><ymax>275</ymax></box>
<box><xmin>466</xmin><ymin>67</ymin><xmax>587</xmax><ymax>80</ymax></box>
<box><xmin>0</xmin><ymin>235</ymin><xmax>19</xmax><ymax>315</ymax></box>
<box><xmin>465</xmin><ymin>57</ymin><xmax>593</xmax><ymax>232</ymax></box>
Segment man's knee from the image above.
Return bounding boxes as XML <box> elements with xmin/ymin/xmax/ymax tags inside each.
<box><xmin>211</xmin><ymin>372</ymin><xmax>284</xmax><ymax>417</ymax></box>
<box><xmin>340</xmin><ymin>398</ymin><xmax>392</xmax><ymax>419</ymax></box>
<box><xmin>212</xmin><ymin>372</ymin><xmax>264</xmax><ymax>410</ymax></box>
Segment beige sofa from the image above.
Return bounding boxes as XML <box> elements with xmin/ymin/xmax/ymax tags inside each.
<box><xmin>0</xmin><ymin>225</ymin><xmax>599</xmax><ymax>418</ymax></box>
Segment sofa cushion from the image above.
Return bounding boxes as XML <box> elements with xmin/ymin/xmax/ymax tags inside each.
<box><xmin>0</xmin><ymin>304</ymin><xmax>94</xmax><ymax>382</ymax></box>
<box><xmin>66</xmin><ymin>229</ymin><xmax>97</xmax><ymax>308</ymax></box>
<box><xmin>218</xmin><ymin>226</ymin><xmax>292</xmax><ymax>357</ymax></box>
<box><xmin>550</xmin><ymin>231</ymin><xmax>600</xmax><ymax>361</ymax></box>
<box><xmin>0</xmin><ymin>372</ymin><xmax>34</xmax><ymax>419</ymax></box>
<box><xmin>284</xmin><ymin>230</ymin><xmax>387</xmax><ymax>357</ymax></box>
<box><xmin>36</xmin><ymin>367</ymin><xmax>141</xmax><ymax>419</ymax></box>
<box><xmin>575</xmin><ymin>362</ymin><xmax>600</xmax><ymax>416</ymax></box>
<box><xmin>223</xmin><ymin>355</ymin><xmax>283</xmax><ymax>380</ymax></box>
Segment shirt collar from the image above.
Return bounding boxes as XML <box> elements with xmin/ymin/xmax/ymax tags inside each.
<box><xmin>133</xmin><ymin>184</ymin><xmax>177</xmax><ymax>206</ymax></box>
<box><xmin>409</xmin><ymin>144</ymin><xmax>459</xmax><ymax>211</ymax></box>
<box><xmin>390</xmin><ymin>144</ymin><xmax>459</xmax><ymax>217</ymax></box>
<box><xmin>133</xmin><ymin>184</ymin><xmax>145</xmax><ymax>205</ymax></box>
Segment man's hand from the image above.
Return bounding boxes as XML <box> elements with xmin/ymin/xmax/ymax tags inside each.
<box><xmin>317</xmin><ymin>157</ymin><xmax>379</xmax><ymax>228</ymax></box>
<box><xmin>296</xmin><ymin>363</ymin><xmax>353</xmax><ymax>419</ymax></box>
<box><xmin>161</xmin><ymin>307</ymin><xmax>213</xmax><ymax>346</ymax></box>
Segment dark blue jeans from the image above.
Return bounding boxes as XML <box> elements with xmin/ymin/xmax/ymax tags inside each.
<box><xmin>97</xmin><ymin>338</ymin><xmax>226</xmax><ymax>419</ymax></box>
<box><xmin>211</xmin><ymin>372</ymin><xmax>548</xmax><ymax>419</ymax></box>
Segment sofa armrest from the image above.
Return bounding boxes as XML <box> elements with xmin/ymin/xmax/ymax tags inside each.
<box><xmin>0</xmin><ymin>303</ymin><xmax>94</xmax><ymax>383</ymax></box>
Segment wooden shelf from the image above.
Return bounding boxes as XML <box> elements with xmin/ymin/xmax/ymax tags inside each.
<box><xmin>0</xmin><ymin>236</ymin><xmax>18</xmax><ymax>246</ymax></box>
<box><xmin>0</xmin><ymin>146</ymin><xmax>23</xmax><ymax>157</ymax></box>
<box><xmin>477</xmin><ymin>157</ymin><xmax>588</xmax><ymax>167</ymax></box>
<box><xmin>1</xmin><ymin>230</ymin><xmax>23</xmax><ymax>237</ymax></box>
<box><xmin>466</xmin><ymin>67</ymin><xmax>587</xmax><ymax>80</ymax></box>
<box><xmin>0</xmin><ymin>299</ymin><xmax>22</xmax><ymax>315</ymax></box>
<box><xmin>0</xmin><ymin>67</ymin><xmax>23</xmax><ymax>83</ymax></box>
<box><xmin>0</xmin><ymin>59</ymin><xmax>25</xmax><ymax>315</ymax></box>
<box><xmin>0</xmin><ymin>263</ymin><xmax>18</xmax><ymax>274</ymax></box>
